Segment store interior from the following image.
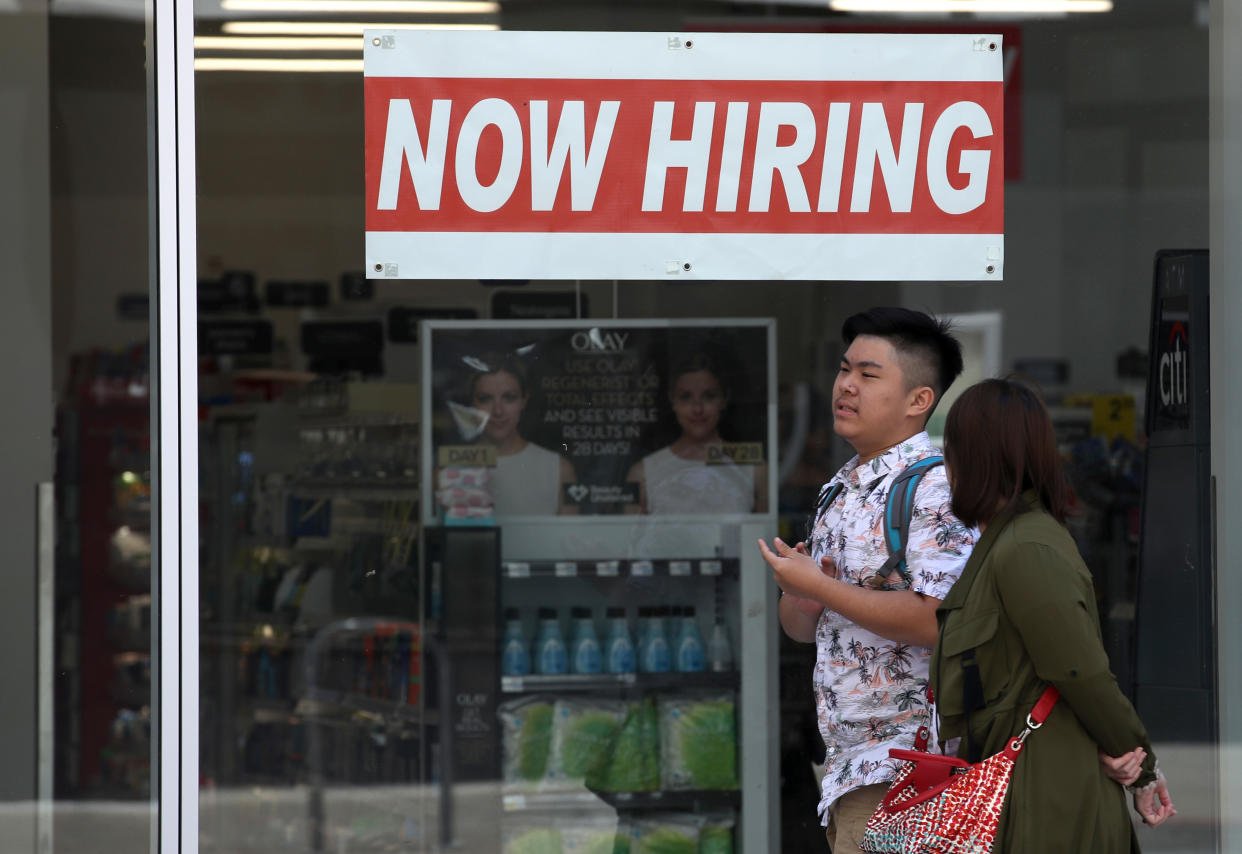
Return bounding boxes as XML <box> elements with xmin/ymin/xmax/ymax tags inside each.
<box><xmin>30</xmin><ymin>0</ymin><xmax>1213</xmax><ymax>852</ymax></box>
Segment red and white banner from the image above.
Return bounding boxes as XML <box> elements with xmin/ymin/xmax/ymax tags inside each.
<box><xmin>364</xmin><ymin>31</ymin><xmax>1004</xmax><ymax>281</ymax></box>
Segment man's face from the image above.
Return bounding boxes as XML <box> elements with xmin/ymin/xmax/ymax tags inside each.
<box><xmin>832</xmin><ymin>335</ymin><xmax>920</xmax><ymax>455</ymax></box>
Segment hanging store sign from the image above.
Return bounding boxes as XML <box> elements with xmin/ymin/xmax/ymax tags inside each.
<box><xmin>364</xmin><ymin>31</ymin><xmax>1004</xmax><ymax>282</ymax></box>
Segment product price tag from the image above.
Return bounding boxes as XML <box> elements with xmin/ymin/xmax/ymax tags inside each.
<box><xmin>501</xmin><ymin>676</ymin><xmax>524</xmax><ymax>692</ymax></box>
<box><xmin>699</xmin><ymin>560</ymin><xmax>723</xmax><ymax>576</ymax></box>
<box><xmin>505</xmin><ymin>562</ymin><xmax>531</xmax><ymax>578</ymax></box>
<box><xmin>502</xmin><ymin>794</ymin><xmax>527</xmax><ymax>811</ymax></box>
<box><xmin>596</xmin><ymin>560</ymin><xmax>620</xmax><ymax>577</ymax></box>
<box><xmin>555</xmin><ymin>561</ymin><xmax>578</xmax><ymax>577</ymax></box>
<box><xmin>630</xmin><ymin>560</ymin><xmax>654</xmax><ymax>577</ymax></box>
<box><xmin>669</xmin><ymin>560</ymin><xmax>692</xmax><ymax>577</ymax></box>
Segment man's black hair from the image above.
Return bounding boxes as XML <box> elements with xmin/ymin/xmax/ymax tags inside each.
<box><xmin>841</xmin><ymin>307</ymin><xmax>965</xmax><ymax>406</ymax></box>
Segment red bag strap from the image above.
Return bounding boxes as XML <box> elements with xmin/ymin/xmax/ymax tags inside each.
<box><xmin>906</xmin><ymin>685</ymin><xmax>1057</xmax><ymax>762</ymax></box>
<box><xmin>1028</xmin><ymin>685</ymin><xmax>1060</xmax><ymax>725</ymax></box>
<box><xmin>1001</xmin><ymin>685</ymin><xmax>1060</xmax><ymax>760</ymax></box>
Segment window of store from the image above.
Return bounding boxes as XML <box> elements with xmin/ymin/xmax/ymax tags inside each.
<box><xmin>186</xmin><ymin>2</ymin><xmax>1228</xmax><ymax>853</ymax></box>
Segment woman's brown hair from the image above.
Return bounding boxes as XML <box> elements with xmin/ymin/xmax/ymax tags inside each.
<box><xmin>943</xmin><ymin>378</ymin><xmax>1069</xmax><ymax>527</ymax></box>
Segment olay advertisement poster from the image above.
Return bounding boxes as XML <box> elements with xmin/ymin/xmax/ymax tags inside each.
<box><xmin>422</xmin><ymin>319</ymin><xmax>774</xmax><ymax>522</ymax></box>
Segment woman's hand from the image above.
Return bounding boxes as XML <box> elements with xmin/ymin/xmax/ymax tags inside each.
<box><xmin>1098</xmin><ymin>747</ymin><xmax>1146</xmax><ymax>786</ymax></box>
<box><xmin>1133</xmin><ymin>777</ymin><xmax>1176</xmax><ymax>828</ymax></box>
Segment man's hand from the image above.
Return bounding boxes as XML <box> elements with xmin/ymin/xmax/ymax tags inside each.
<box><xmin>1099</xmin><ymin>747</ymin><xmax>1146</xmax><ymax>787</ymax></box>
<box><xmin>758</xmin><ymin>536</ymin><xmax>941</xmax><ymax>648</ymax></box>
<box><xmin>776</xmin><ymin>541</ymin><xmax>840</xmax><ymax>616</ymax></box>
<box><xmin>759</xmin><ymin>537</ymin><xmax>834</xmax><ymax>599</ymax></box>
<box><xmin>1133</xmin><ymin>777</ymin><xmax>1176</xmax><ymax>827</ymax></box>
<box><xmin>794</xmin><ymin>541</ymin><xmax>840</xmax><ymax>577</ymax></box>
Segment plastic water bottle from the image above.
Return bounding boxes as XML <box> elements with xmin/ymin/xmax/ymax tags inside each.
<box><xmin>669</xmin><ymin>605</ymin><xmax>684</xmax><ymax>645</ymax></box>
<box><xmin>570</xmin><ymin>606</ymin><xmax>602</xmax><ymax>674</ymax></box>
<box><xmin>635</xmin><ymin>606</ymin><xmax>652</xmax><ymax>664</ymax></box>
<box><xmin>534</xmin><ymin>607</ymin><xmax>567</xmax><ymax>675</ymax></box>
<box><xmin>604</xmin><ymin>606</ymin><xmax>635</xmax><ymax>674</ymax></box>
<box><xmin>500</xmin><ymin>607</ymin><xmax>530</xmax><ymax>676</ymax></box>
<box><xmin>640</xmin><ymin>607</ymin><xmax>671</xmax><ymax>673</ymax></box>
<box><xmin>676</xmin><ymin>605</ymin><xmax>705</xmax><ymax>673</ymax></box>
<box><xmin>708</xmin><ymin>618</ymin><xmax>734</xmax><ymax>673</ymax></box>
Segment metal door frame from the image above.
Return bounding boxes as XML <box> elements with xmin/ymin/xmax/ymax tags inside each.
<box><xmin>152</xmin><ymin>0</ymin><xmax>199</xmax><ymax>850</ymax></box>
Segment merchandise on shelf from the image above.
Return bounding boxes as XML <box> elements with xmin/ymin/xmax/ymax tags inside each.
<box><xmin>658</xmin><ymin>695</ymin><xmax>738</xmax><ymax>791</ymax></box>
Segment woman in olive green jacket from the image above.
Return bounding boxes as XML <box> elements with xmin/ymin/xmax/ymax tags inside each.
<box><xmin>930</xmin><ymin>378</ymin><xmax>1175</xmax><ymax>852</ymax></box>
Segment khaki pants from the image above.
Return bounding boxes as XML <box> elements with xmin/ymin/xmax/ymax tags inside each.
<box><xmin>824</xmin><ymin>782</ymin><xmax>888</xmax><ymax>853</ymax></box>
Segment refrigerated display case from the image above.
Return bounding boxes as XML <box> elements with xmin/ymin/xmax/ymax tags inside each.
<box><xmin>459</xmin><ymin>517</ymin><xmax>779</xmax><ymax>854</ymax></box>
<box><xmin>423</xmin><ymin>318</ymin><xmax>781</xmax><ymax>853</ymax></box>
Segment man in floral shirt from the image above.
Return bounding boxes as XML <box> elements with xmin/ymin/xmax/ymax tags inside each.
<box><xmin>759</xmin><ymin>307</ymin><xmax>975</xmax><ymax>853</ymax></box>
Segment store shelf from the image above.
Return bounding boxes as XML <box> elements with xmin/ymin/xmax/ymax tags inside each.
<box><xmin>502</xmin><ymin>788</ymin><xmax>740</xmax><ymax>814</ymax></box>
<box><xmin>237</xmin><ymin>697</ymin><xmax>296</xmax><ymax>724</ymax></box>
<box><xmin>286</xmin><ymin>478</ymin><xmax>420</xmax><ymax>501</ymax></box>
<box><xmin>296</xmin><ymin>412</ymin><xmax>419</xmax><ymax>429</ymax></box>
<box><xmin>297</xmin><ymin>688</ymin><xmax>435</xmax><ymax>726</ymax></box>
<box><xmin>501</xmin><ymin>670</ymin><xmax>738</xmax><ymax>695</ymax></box>
<box><xmin>501</xmin><ymin>558</ymin><xmax>737</xmax><ymax>580</ymax></box>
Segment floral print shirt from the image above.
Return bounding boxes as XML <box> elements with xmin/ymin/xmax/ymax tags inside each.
<box><xmin>809</xmin><ymin>432</ymin><xmax>975</xmax><ymax>820</ymax></box>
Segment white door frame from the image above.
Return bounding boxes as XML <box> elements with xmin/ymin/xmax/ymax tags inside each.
<box><xmin>152</xmin><ymin>0</ymin><xmax>199</xmax><ymax>850</ymax></box>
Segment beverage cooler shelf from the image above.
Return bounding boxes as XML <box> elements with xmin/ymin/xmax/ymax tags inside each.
<box><xmin>501</xmin><ymin>671</ymin><xmax>738</xmax><ymax>695</ymax></box>
<box><xmin>502</xmin><ymin>557</ymin><xmax>738</xmax><ymax>580</ymax></box>
<box><xmin>502</xmin><ymin>788</ymin><xmax>741</xmax><ymax>814</ymax></box>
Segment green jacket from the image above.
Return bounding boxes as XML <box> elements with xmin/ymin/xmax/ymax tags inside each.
<box><xmin>930</xmin><ymin>495</ymin><xmax>1156</xmax><ymax>853</ymax></box>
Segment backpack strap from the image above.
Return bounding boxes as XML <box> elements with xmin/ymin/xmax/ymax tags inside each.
<box><xmin>807</xmin><ymin>479</ymin><xmax>845</xmax><ymax>542</ymax></box>
<box><xmin>868</xmin><ymin>455</ymin><xmax>944</xmax><ymax>589</ymax></box>
<box><xmin>816</xmin><ymin>480</ymin><xmax>845</xmax><ymax>518</ymax></box>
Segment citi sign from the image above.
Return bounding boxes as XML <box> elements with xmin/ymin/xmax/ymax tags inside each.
<box><xmin>365</xmin><ymin>80</ymin><xmax>1003</xmax><ymax>235</ymax></box>
<box><xmin>1159</xmin><ymin>322</ymin><xmax>1189</xmax><ymax>408</ymax></box>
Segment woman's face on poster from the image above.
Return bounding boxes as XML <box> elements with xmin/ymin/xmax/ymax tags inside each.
<box><xmin>670</xmin><ymin>369</ymin><xmax>725</xmax><ymax>442</ymax></box>
<box><xmin>472</xmin><ymin>370</ymin><xmax>527</xmax><ymax>444</ymax></box>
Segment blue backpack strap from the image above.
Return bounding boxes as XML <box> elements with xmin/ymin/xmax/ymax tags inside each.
<box><xmin>868</xmin><ymin>455</ymin><xmax>944</xmax><ymax>589</ymax></box>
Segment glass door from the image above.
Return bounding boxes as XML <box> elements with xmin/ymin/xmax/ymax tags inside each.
<box><xmin>2</xmin><ymin>0</ymin><xmax>197</xmax><ymax>850</ymax></box>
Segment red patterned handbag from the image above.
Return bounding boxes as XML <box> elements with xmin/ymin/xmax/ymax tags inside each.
<box><xmin>859</xmin><ymin>686</ymin><xmax>1059</xmax><ymax>854</ymax></box>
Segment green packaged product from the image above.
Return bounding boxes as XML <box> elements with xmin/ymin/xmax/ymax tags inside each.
<box><xmin>504</xmin><ymin>827</ymin><xmax>562</xmax><ymax>854</ymax></box>
<box><xmin>632</xmin><ymin>816</ymin><xmax>700</xmax><ymax>854</ymax></box>
<box><xmin>697</xmin><ymin>814</ymin><xmax>735</xmax><ymax>854</ymax></box>
<box><xmin>581</xmin><ymin>832</ymin><xmax>621</xmax><ymax>854</ymax></box>
<box><xmin>658</xmin><ymin>696</ymin><xmax>738</xmax><ymax>790</ymax></box>
<box><xmin>560</xmin><ymin>821</ymin><xmax>622</xmax><ymax>854</ymax></box>
<box><xmin>602</xmin><ymin>699</ymin><xmax>659</xmax><ymax>792</ymax></box>
<box><xmin>500</xmin><ymin>698</ymin><xmax>555</xmax><ymax>785</ymax></box>
<box><xmin>611</xmin><ymin>820</ymin><xmax>633</xmax><ymax>854</ymax></box>
<box><xmin>546</xmin><ymin>700</ymin><xmax>625</xmax><ymax>790</ymax></box>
